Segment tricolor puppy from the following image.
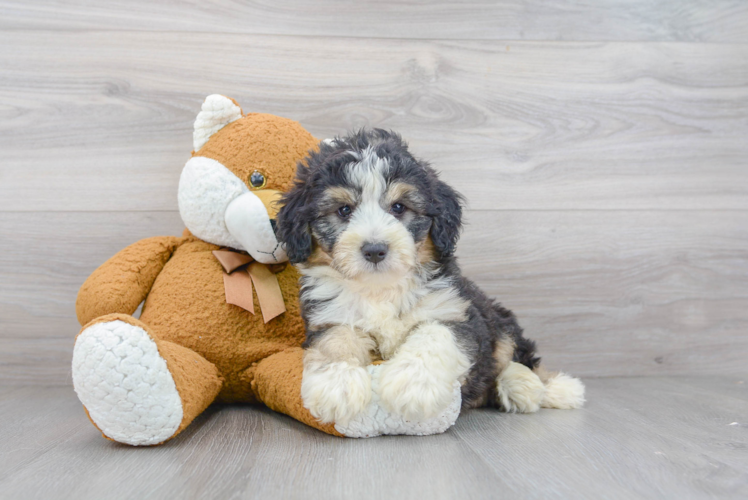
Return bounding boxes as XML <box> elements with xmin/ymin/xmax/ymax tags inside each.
<box><xmin>276</xmin><ymin>129</ymin><xmax>585</xmax><ymax>425</ymax></box>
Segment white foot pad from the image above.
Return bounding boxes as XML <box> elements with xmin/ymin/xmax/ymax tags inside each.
<box><xmin>334</xmin><ymin>364</ymin><xmax>461</xmax><ymax>438</ymax></box>
<box><xmin>72</xmin><ymin>320</ymin><xmax>183</xmax><ymax>446</ymax></box>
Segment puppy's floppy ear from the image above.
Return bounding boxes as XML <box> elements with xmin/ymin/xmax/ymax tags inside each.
<box><xmin>429</xmin><ymin>174</ymin><xmax>465</xmax><ymax>259</ymax></box>
<box><xmin>276</xmin><ymin>163</ymin><xmax>314</xmax><ymax>264</ymax></box>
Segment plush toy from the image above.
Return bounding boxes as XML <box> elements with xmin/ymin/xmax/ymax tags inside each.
<box><xmin>71</xmin><ymin>95</ymin><xmax>461</xmax><ymax>445</ymax></box>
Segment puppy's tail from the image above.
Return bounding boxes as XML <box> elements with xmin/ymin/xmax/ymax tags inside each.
<box><xmin>535</xmin><ymin>367</ymin><xmax>586</xmax><ymax>409</ymax></box>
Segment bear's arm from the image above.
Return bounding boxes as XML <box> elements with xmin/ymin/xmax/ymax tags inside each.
<box><xmin>75</xmin><ymin>236</ymin><xmax>182</xmax><ymax>325</ymax></box>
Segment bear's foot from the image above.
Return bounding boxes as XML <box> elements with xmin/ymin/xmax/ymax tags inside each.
<box><xmin>72</xmin><ymin>319</ymin><xmax>184</xmax><ymax>446</ymax></box>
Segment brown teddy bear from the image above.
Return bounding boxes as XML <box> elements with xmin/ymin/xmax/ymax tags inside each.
<box><xmin>72</xmin><ymin>95</ymin><xmax>461</xmax><ymax>445</ymax></box>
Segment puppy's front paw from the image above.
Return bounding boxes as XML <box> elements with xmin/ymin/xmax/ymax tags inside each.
<box><xmin>301</xmin><ymin>361</ymin><xmax>371</xmax><ymax>425</ymax></box>
<box><xmin>377</xmin><ymin>358</ymin><xmax>456</xmax><ymax>421</ymax></box>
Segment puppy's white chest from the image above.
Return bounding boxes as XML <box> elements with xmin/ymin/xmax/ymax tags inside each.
<box><xmin>360</xmin><ymin>302</ymin><xmax>414</xmax><ymax>359</ymax></box>
<box><xmin>328</xmin><ymin>292</ymin><xmax>413</xmax><ymax>358</ymax></box>
<box><xmin>303</xmin><ymin>273</ymin><xmax>469</xmax><ymax>359</ymax></box>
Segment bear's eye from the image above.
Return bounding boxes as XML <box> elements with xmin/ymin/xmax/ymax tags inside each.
<box><xmin>337</xmin><ymin>205</ymin><xmax>353</xmax><ymax>218</ymax></box>
<box><xmin>390</xmin><ymin>202</ymin><xmax>406</xmax><ymax>215</ymax></box>
<box><xmin>249</xmin><ymin>170</ymin><xmax>267</xmax><ymax>189</ymax></box>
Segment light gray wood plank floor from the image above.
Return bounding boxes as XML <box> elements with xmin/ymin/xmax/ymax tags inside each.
<box><xmin>1</xmin><ymin>377</ymin><xmax>746</xmax><ymax>500</ymax></box>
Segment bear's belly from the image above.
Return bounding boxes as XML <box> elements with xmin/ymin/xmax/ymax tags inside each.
<box><xmin>139</xmin><ymin>240</ymin><xmax>305</xmax><ymax>400</ymax></box>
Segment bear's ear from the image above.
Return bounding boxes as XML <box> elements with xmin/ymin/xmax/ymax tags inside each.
<box><xmin>193</xmin><ymin>95</ymin><xmax>243</xmax><ymax>151</ymax></box>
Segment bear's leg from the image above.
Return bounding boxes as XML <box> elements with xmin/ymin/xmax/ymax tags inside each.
<box><xmin>72</xmin><ymin>313</ymin><xmax>223</xmax><ymax>446</ymax></box>
<box><xmin>251</xmin><ymin>348</ymin><xmax>343</xmax><ymax>436</ymax></box>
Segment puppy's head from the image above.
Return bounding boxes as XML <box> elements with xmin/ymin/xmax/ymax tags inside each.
<box><xmin>276</xmin><ymin>129</ymin><xmax>463</xmax><ymax>283</ymax></box>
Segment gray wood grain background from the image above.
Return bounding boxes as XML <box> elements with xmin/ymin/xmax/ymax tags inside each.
<box><xmin>1</xmin><ymin>0</ymin><xmax>747</xmax><ymax>384</ymax></box>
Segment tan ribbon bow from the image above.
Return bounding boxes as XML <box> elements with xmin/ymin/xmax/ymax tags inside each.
<box><xmin>212</xmin><ymin>249</ymin><xmax>287</xmax><ymax>323</ymax></box>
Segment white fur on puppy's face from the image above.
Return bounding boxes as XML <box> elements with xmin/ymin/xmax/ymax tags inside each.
<box><xmin>333</xmin><ymin>202</ymin><xmax>417</xmax><ymax>283</ymax></box>
<box><xmin>319</xmin><ymin>149</ymin><xmax>420</xmax><ymax>285</ymax></box>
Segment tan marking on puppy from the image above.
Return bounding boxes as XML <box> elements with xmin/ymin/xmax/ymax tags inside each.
<box><xmin>383</xmin><ymin>181</ymin><xmax>417</xmax><ymax>207</ymax></box>
<box><xmin>320</xmin><ymin>186</ymin><xmax>358</xmax><ymax>210</ymax></box>
<box><xmin>416</xmin><ymin>237</ymin><xmax>437</xmax><ymax>265</ymax></box>
<box><xmin>464</xmin><ymin>336</ymin><xmax>517</xmax><ymax>409</ymax></box>
<box><xmin>494</xmin><ymin>336</ymin><xmax>516</xmax><ymax>373</ymax></box>
<box><xmin>304</xmin><ymin>246</ymin><xmax>334</xmax><ymax>267</ymax></box>
<box><xmin>533</xmin><ymin>365</ymin><xmax>553</xmax><ymax>384</ymax></box>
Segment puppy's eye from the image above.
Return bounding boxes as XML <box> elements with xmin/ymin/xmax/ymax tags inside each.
<box><xmin>337</xmin><ymin>205</ymin><xmax>353</xmax><ymax>218</ymax></box>
<box><xmin>390</xmin><ymin>202</ymin><xmax>406</xmax><ymax>215</ymax></box>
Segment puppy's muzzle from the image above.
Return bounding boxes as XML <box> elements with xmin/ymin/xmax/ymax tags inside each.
<box><xmin>361</xmin><ymin>242</ymin><xmax>388</xmax><ymax>264</ymax></box>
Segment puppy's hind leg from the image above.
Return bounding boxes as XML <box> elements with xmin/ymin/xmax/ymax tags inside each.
<box><xmin>491</xmin><ymin>336</ymin><xmax>542</xmax><ymax>413</ymax></box>
<box><xmin>496</xmin><ymin>362</ymin><xmax>546</xmax><ymax>413</ymax></box>
<box><xmin>496</xmin><ymin>364</ymin><xmax>586</xmax><ymax>412</ymax></box>
<box><xmin>493</xmin><ymin>335</ymin><xmax>585</xmax><ymax>412</ymax></box>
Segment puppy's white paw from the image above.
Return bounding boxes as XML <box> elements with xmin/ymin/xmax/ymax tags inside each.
<box><xmin>301</xmin><ymin>361</ymin><xmax>371</xmax><ymax>425</ymax></box>
<box><xmin>377</xmin><ymin>357</ymin><xmax>456</xmax><ymax>421</ymax></box>
<box><xmin>497</xmin><ymin>362</ymin><xmax>545</xmax><ymax>413</ymax></box>
<box><xmin>335</xmin><ymin>364</ymin><xmax>462</xmax><ymax>438</ymax></box>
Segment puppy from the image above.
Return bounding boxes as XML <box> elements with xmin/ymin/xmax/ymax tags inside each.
<box><xmin>276</xmin><ymin>129</ymin><xmax>585</xmax><ymax>425</ymax></box>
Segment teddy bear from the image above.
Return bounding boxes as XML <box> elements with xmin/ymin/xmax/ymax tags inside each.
<box><xmin>71</xmin><ymin>95</ymin><xmax>462</xmax><ymax>445</ymax></box>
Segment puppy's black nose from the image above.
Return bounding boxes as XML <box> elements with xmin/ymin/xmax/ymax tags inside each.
<box><xmin>361</xmin><ymin>242</ymin><xmax>388</xmax><ymax>264</ymax></box>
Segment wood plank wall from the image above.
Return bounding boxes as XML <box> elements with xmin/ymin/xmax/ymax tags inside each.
<box><xmin>1</xmin><ymin>1</ymin><xmax>747</xmax><ymax>384</ymax></box>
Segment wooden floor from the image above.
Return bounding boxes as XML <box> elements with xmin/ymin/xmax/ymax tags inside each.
<box><xmin>0</xmin><ymin>377</ymin><xmax>746</xmax><ymax>500</ymax></box>
<box><xmin>1</xmin><ymin>1</ymin><xmax>748</xmax><ymax>499</ymax></box>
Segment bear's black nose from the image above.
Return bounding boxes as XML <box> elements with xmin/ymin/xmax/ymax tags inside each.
<box><xmin>361</xmin><ymin>242</ymin><xmax>388</xmax><ymax>264</ymax></box>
